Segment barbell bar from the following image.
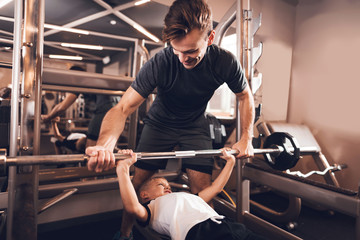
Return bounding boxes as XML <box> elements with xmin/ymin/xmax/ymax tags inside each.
<box><xmin>0</xmin><ymin>148</ymin><xmax>281</xmax><ymax>165</ymax></box>
<box><xmin>0</xmin><ymin>132</ymin><xmax>319</xmax><ymax>172</ymax></box>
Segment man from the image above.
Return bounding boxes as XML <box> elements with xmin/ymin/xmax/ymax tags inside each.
<box><xmin>86</xmin><ymin>0</ymin><xmax>254</xmax><ymax>239</ymax></box>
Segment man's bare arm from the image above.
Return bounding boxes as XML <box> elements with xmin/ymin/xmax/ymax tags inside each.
<box><xmin>232</xmin><ymin>85</ymin><xmax>255</xmax><ymax>158</ymax></box>
<box><xmin>86</xmin><ymin>87</ymin><xmax>145</xmax><ymax>172</ymax></box>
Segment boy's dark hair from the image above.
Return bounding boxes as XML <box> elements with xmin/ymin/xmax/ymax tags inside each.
<box><xmin>162</xmin><ymin>0</ymin><xmax>213</xmax><ymax>43</ymax></box>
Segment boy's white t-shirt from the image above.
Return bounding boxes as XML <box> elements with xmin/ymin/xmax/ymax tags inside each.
<box><xmin>142</xmin><ymin>192</ymin><xmax>224</xmax><ymax>240</ymax></box>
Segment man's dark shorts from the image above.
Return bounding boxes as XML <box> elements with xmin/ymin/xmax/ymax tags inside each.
<box><xmin>134</xmin><ymin>118</ymin><xmax>213</xmax><ymax>174</ymax></box>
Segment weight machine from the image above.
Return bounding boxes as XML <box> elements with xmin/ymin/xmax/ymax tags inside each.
<box><xmin>1</xmin><ymin>0</ymin><xmax>359</xmax><ymax>240</ymax></box>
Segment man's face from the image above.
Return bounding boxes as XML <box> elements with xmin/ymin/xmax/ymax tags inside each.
<box><xmin>170</xmin><ymin>28</ymin><xmax>214</xmax><ymax>69</ymax></box>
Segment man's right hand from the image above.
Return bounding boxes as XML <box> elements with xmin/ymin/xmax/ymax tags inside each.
<box><xmin>85</xmin><ymin>146</ymin><xmax>116</xmax><ymax>172</ymax></box>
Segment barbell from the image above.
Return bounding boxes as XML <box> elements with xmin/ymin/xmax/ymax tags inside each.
<box><xmin>0</xmin><ymin>132</ymin><xmax>318</xmax><ymax>174</ymax></box>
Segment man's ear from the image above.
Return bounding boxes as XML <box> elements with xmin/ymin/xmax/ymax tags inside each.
<box><xmin>207</xmin><ymin>30</ymin><xmax>216</xmax><ymax>46</ymax></box>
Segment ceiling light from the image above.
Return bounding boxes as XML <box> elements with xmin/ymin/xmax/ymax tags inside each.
<box><xmin>45</xmin><ymin>24</ymin><xmax>89</xmax><ymax>35</ymax></box>
<box><xmin>110</xmin><ymin>20</ymin><xmax>116</xmax><ymax>25</ymax></box>
<box><xmin>134</xmin><ymin>0</ymin><xmax>150</xmax><ymax>6</ymax></box>
<box><xmin>49</xmin><ymin>55</ymin><xmax>83</xmax><ymax>60</ymax></box>
<box><xmin>102</xmin><ymin>56</ymin><xmax>111</xmax><ymax>64</ymax></box>
<box><xmin>61</xmin><ymin>43</ymin><xmax>103</xmax><ymax>50</ymax></box>
<box><xmin>0</xmin><ymin>0</ymin><xmax>12</xmax><ymax>9</ymax></box>
<box><xmin>133</xmin><ymin>23</ymin><xmax>159</xmax><ymax>43</ymax></box>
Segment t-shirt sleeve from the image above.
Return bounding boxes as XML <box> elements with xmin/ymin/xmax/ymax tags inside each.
<box><xmin>225</xmin><ymin>53</ymin><xmax>247</xmax><ymax>93</ymax></box>
<box><xmin>213</xmin><ymin>47</ymin><xmax>247</xmax><ymax>93</ymax></box>
<box><xmin>131</xmin><ymin>50</ymin><xmax>167</xmax><ymax>98</ymax></box>
<box><xmin>136</xmin><ymin>201</ymin><xmax>152</xmax><ymax>227</ymax></box>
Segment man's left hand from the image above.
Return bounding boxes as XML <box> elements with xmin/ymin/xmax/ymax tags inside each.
<box><xmin>232</xmin><ymin>139</ymin><xmax>254</xmax><ymax>159</ymax></box>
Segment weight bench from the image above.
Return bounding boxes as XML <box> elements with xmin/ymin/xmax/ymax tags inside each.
<box><xmin>233</xmin><ymin>121</ymin><xmax>359</xmax><ymax>239</ymax></box>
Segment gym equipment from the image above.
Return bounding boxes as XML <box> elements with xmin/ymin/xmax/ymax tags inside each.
<box><xmin>243</xmin><ymin>122</ymin><xmax>353</xmax><ymax>239</ymax></box>
<box><xmin>258</xmin><ymin>122</ymin><xmax>342</xmax><ymax>186</ymax></box>
<box><xmin>263</xmin><ymin>132</ymin><xmax>300</xmax><ymax>171</ymax></box>
<box><xmin>0</xmin><ymin>132</ymin><xmax>317</xmax><ymax>174</ymax></box>
<box><xmin>206</xmin><ymin>112</ymin><xmax>226</xmax><ymax>149</ymax></box>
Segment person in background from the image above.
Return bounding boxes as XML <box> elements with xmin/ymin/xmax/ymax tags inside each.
<box><xmin>50</xmin><ymin>116</ymin><xmax>87</xmax><ymax>155</ymax></box>
<box><xmin>42</xmin><ymin>66</ymin><xmax>120</xmax><ymax>149</ymax></box>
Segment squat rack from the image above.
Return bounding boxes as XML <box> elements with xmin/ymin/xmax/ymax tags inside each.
<box><xmin>3</xmin><ymin>0</ymin><xmax>360</xmax><ymax>240</ymax></box>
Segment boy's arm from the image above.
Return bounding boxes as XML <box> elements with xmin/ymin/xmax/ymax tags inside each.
<box><xmin>86</xmin><ymin>87</ymin><xmax>145</xmax><ymax>172</ymax></box>
<box><xmin>198</xmin><ymin>149</ymin><xmax>235</xmax><ymax>203</ymax></box>
<box><xmin>116</xmin><ymin>151</ymin><xmax>148</xmax><ymax>222</ymax></box>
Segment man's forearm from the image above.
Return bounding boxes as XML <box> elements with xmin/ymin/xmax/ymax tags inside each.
<box><xmin>239</xmin><ymin>89</ymin><xmax>255</xmax><ymax>140</ymax></box>
<box><xmin>96</xmin><ymin>87</ymin><xmax>146</xmax><ymax>151</ymax></box>
<box><xmin>96</xmin><ymin>107</ymin><xmax>127</xmax><ymax>150</ymax></box>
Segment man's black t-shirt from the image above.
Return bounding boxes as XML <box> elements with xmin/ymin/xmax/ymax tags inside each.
<box><xmin>131</xmin><ymin>44</ymin><xmax>247</xmax><ymax>129</ymax></box>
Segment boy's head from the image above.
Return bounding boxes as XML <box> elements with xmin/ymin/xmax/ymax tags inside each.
<box><xmin>163</xmin><ymin>0</ymin><xmax>215</xmax><ymax>69</ymax></box>
<box><xmin>138</xmin><ymin>177</ymin><xmax>172</xmax><ymax>203</ymax></box>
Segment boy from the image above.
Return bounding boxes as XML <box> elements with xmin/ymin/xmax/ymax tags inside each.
<box><xmin>116</xmin><ymin>149</ymin><xmax>267</xmax><ymax>240</ymax></box>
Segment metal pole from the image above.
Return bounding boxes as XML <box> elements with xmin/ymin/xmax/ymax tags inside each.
<box><xmin>7</xmin><ymin>0</ymin><xmax>23</xmax><ymax>238</ymax></box>
<box><xmin>213</xmin><ymin>2</ymin><xmax>236</xmax><ymax>46</ymax></box>
<box><xmin>236</xmin><ymin>0</ymin><xmax>244</xmax><ymax>223</ymax></box>
<box><xmin>243</xmin><ymin>7</ymin><xmax>252</xmax><ymax>83</ymax></box>
<box><xmin>236</xmin><ymin>0</ymin><xmax>252</xmax><ymax>223</ymax></box>
<box><xmin>127</xmin><ymin>39</ymin><xmax>140</xmax><ymax>149</ymax></box>
<box><xmin>8</xmin><ymin>0</ymin><xmax>44</xmax><ymax>239</ymax></box>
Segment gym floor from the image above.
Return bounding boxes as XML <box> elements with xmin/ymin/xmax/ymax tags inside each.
<box><xmin>37</xmin><ymin>191</ymin><xmax>356</xmax><ymax>240</ymax></box>
<box><xmin>250</xmin><ymin>191</ymin><xmax>356</xmax><ymax>240</ymax></box>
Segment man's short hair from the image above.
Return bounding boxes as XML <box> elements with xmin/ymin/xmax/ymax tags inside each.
<box><xmin>162</xmin><ymin>0</ymin><xmax>213</xmax><ymax>43</ymax></box>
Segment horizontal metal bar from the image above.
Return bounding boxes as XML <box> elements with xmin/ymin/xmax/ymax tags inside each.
<box><xmin>0</xmin><ymin>149</ymin><xmax>237</xmax><ymax>166</ymax></box>
<box><xmin>38</xmin><ymin>188</ymin><xmax>78</xmax><ymax>214</ymax></box>
<box><xmin>42</xmin><ymin>84</ymin><xmax>126</xmax><ymax>96</ymax></box>
<box><xmin>38</xmin><ymin>171</ymin><xmax>179</xmax><ymax>199</ymax></box>
<box><xmin>243</xmin><ymin>212</ymin><xmax>303</xmax><ymax>240</ymax></box>
<box><xmin>1</xmin><ymin>146</ymin><xmax>319</xmax><ymax>167</ymax></box>
<box><xmin>42</xmin><ymin>68</ymin><xmax>134</xmax><ymax>92</ymax></box>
